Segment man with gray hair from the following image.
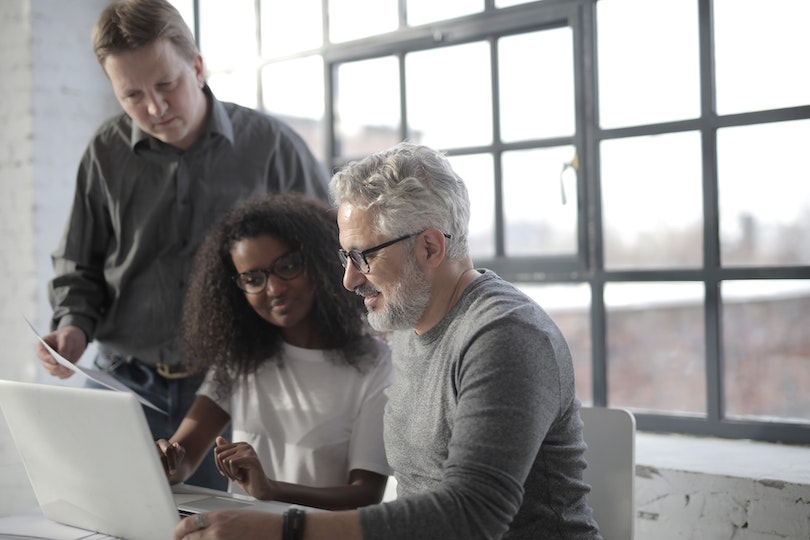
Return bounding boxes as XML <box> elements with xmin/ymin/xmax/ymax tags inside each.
<box><xmin>174</xmin><ymin>141</ymin><xmax>600</xmax><ymax>539</ymax></box>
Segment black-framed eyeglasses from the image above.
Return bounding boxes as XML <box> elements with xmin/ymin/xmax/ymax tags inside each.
<box><xmin>231</xmin><ymin>251</ymin><xmax>305</xmax><ymax>294</ymax></box>
<box><xmin>338</xmin><ymin>231</ymin><xmax>451</xmax><ymax>274</ymax></box>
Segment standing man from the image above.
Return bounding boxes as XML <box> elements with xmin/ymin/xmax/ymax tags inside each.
<box><xmin>35</xmin><ymin>0</ymin><xmax>329</xmax><ymax>490</ymax></box>
<box><xmin>174</xmin><ymin>142</ymin><xmax>601</xmax><ymax>538</ymax></box>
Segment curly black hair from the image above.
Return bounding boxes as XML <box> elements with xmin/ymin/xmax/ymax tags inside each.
<box><xmin>180</xmin><ymin>193</ymin><xmax>376</xmax><ymax>397</ymax></box>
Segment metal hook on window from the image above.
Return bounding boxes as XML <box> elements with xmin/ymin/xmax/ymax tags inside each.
<box><xmin>559</xmin><ymin>152</ymin><xmax>579</xmax><ymax>205</ymax></box>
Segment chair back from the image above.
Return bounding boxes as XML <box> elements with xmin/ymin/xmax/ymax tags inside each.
<box><xmin>580</xmin><ymin>406</ymin><xmax>636</xmax><ymax>540</ymax></box>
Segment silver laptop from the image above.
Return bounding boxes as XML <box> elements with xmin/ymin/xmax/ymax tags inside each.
<box><xmin>0</xmin><ymin>379</ymin><xmax>302</xmax><ymax>540</ymax></box>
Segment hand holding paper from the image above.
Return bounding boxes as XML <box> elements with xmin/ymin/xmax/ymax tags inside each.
<box><xmin>26</xmin><ymin>317</ymin><xmax>167</xmax><ymax>414</ymax></box>
<box><xmin>34</xmin><ymin>325</ymin><xmax>86</xmax><ymax>379</ymax></box>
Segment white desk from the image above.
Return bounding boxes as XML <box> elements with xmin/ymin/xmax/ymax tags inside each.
<box><xmin>0</xmin><ymin>507</ymin><xmax>120</xmax><ymax>539</ymax></box>
<box><xmin>0</xmin><ymin>483</ymin><xmax>304</xmax><ymax>540</ymax></box>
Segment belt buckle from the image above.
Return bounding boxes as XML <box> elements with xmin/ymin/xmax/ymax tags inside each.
<box><xmin>155</xmin><ymin>363</ymin><xmax>191</xmax><ymax>380</ymax></box>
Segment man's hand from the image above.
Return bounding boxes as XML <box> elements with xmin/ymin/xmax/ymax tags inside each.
<box><xmin>35</xmin><ymin>325</ymin><xmax>88</xmax><ymax>379</ymax></box>
<box><xmin>174</xmin><ymin>509</ymin><xmax>281</xmax><ymax>540</ymax></box>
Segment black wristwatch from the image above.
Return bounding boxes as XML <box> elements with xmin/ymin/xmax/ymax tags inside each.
<box><xmin>283</xmin><ymin>507</ymin><xmax>306</xmax><ymax>540</ymax></box>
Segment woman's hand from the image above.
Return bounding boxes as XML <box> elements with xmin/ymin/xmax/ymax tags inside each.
<box><xmin>156</xmin><ymin>439</ymin><xmax>186</xmax><ymax>480</ymax></box>
<box><xmin>214</xmin><ymin>436</ymin><xmax>277</xmax><ymax>499</ymax></box>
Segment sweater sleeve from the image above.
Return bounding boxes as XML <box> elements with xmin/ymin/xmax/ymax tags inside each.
<box><xmin>359</xmin><ymin>302</ymin><xmax>568</xmax><ymax>540</ymax></box>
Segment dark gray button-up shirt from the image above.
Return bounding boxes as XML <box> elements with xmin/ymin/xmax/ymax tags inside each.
<box><xmin>49</xmin><ymin>87</ymin><xmax>330</xmax><ymax>365</ymax></box>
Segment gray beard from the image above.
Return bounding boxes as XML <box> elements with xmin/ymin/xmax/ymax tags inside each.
<box><xmin>366</xmin><ymin>256</ymin><xmax>431</xmax><ymax>332</ymax></box>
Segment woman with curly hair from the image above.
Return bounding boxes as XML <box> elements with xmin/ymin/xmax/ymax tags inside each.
<box><xmin>156</xmin><ymin>193</ymin><xmax>391</xmax><ymax>510</ymax></box>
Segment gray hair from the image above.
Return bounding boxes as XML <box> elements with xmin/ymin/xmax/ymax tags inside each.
<box><xmin>329</xmin><ymin>142</ymin><xmax>470</xmax><ymax>261</ymax></box>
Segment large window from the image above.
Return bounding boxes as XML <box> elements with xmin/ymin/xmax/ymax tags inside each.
<box><xmin>175</xmin><ymin>0</ymin><xmax>810</xmax><ymax>444</ymax></box>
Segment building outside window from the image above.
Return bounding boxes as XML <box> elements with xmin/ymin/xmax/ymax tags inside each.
<box><xmin>173</xmin><ymin>0</ymin><xmax>810</xmax><ymax>444</ymax></box>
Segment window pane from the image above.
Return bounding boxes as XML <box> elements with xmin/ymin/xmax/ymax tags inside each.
<box><xmin>261</xmin><ymin>57</ymin><xmax>325</xmax><ymax>161</ymax></box>
<box><xmin>207</xmin><ymin>70</ymin><xmax>257</xmax><ymax>109</ymax></box>
<box><xmin>718</xmin><ymin>119</ymin><xmax>810</xmax><ymax>267</ymax></box>
<box><xmin>168</xmin><ymin>0</ymin><xmax>195</xmax><ymax>38</ymax></box>
<box><xmin>597</xmin><ymin>0</ymin><xmax>699</xmax><ymax>128</ymax></box>
<box><xmin>198</xmin><ymin>0</ymin><xmax>256</xmax><ymax>73</ymax></box>
<box><xmin>714</xmin><ymin>0</ymin><xmax>810</xmax><ymax>115</ymax></box>
<box><xmin>406</xmin><ymin>42</ymin><xmax>492</xmax><ymax>149</ymax></box>
<box><xmin>261</xmin><ymin>0</ymin><xmax>322</xmax><ymax>56</ymax></box>
<box><xmin>407</xmin><ymin>0</ymin><xmax>483</xmax><ymax>26</ymax></box>
<box><xmin>328</xmin><ymin>0</ymin><xmax>397</xmax><ymax>43</ymax></box>
<box><xmin>335</xmin><ymin>57</ymin><xmax>401</xmax><ymax>160</ymax></box>
<box><xmin>496</xmin><ymin>0</ymin><xmax>537</xmax><ymax>6</ymax></box>
<box><xmin>446</xmin><ymin>154</ymin><xmax>495</xmax><ymax>260</ymax></box>
<box><xmin>502</xmin><ymin>147</ymin><xmax>578</xmax><ymax>256</ymax></box>
<box><xmin>601</xmin><ymin>132</ymin><xmax>703</xmax><ymax>270</ymax></box>
<box><xmin>722</xmin><ymin>280</ymin><xmax>810</xmax><ymax>424</ymax></box>
<box><xmin>605</xmin><ymin>282</ymin><xmax>706</xmax><ymax>415</ymax></box>
<box><xmin>499</xmin><ymin>28</ymin><xmax>575</xmax><ymax>142</ymax></box>
<box><xmin>518</xmin><ymin>283</ymin><xmax>593</xmax><ymax>405</ymax></box>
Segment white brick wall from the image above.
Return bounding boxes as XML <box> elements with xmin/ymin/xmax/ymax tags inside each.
<box><xmin>31</xmin><ymin>0</ymin><xmax>119</xmax><ymax>341</ymax></box>
<box><xmin>636</xmin><ymin>434</ymin><xmax>810</xmax><ymax>540</ymax></box>
<box><xmin>0</xmin><ymin>0</ymin><xmax>116</xmax><ymax>517</ymax></box>
<box><xmin>1</xmin><ymin>0</ymin><xmax>116</xmax><ymax>380</ymax></box>
<box><xmin>0</xmin><ymin>0</ymin><xmax>39</xmax><ymax>518</ymax></box>
<box><xmin>0</xmin><ymin>0</ymin><xmax>36</xmax><ymax>385</ymax></box>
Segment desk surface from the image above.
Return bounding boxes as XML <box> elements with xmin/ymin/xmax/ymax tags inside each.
<box><xmin>0</xmin><ymin>461</ymin><xmax>38</xmax><ymax>519</ymax></box>
<box><xmin>0</xmin><ymin>507</ymin><xmax>119</xmax><ymax>539</ymax></box>
<box><xmin>0</xmin><ymin>482</ymin><xmax>326</xmax><ymax>540</ymax></box>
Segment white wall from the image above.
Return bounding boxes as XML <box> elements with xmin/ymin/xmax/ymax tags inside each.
<box><xmin>0</xmin><ymin>0</ymin><xmax>117</xmax><ymax>516</ymax></box>
<box><xmin>31</xmin><ymin>0</ymin><xmax>120</xmax><ymax>337</ymax></box>
<box><xmin>636</xmin><ymin>434</ymin><xmax>810</xmax><ymax>540</ymax></box>
<box><xmin>0</xmin><ymin>0</ymin><xmax>35</xmax><ymax>384</ymax></box>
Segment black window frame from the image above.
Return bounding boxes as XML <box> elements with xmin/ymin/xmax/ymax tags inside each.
<box><xmin>190</xmin><ymin>0</ymin><xmax>810</xmax><ymax>445</ymax></box>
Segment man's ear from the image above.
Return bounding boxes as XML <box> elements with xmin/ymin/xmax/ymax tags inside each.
<box><xmin>193</xmin><ymin>54</ymin><xmax>205</xmax><ymax>88</ymax></box>
<box><xmin>419</xmin><ymin>228</ymin><xmax>447</xmax><ymax>269</ymax></box>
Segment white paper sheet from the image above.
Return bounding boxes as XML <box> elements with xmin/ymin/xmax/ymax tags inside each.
<box><xmin>25</xmin><ymin>318</ymin><xmax>166</xmax><ymax>414</ymax></box>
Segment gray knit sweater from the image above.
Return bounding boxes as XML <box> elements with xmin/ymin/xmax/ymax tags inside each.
<box><xmin>359</xmin><ymin>270</ymin><xmax>601</xmax><ymax>539</ymax></box>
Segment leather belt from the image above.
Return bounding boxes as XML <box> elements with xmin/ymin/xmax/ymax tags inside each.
<box><xmin>97</xmin><ymin>347</ymin><xmax>192</xmax><ymax>380</ymax></box>
<box><xmin>154</xmin><ymin>362</ymin><xmax>193</xmax><ymax>380</ymax></box>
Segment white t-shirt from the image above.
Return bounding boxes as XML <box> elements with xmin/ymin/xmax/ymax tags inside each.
<box><xmin>197</xmin><ymin>339</ymin><xmax>392</xmax><ymax>493</ymax></box>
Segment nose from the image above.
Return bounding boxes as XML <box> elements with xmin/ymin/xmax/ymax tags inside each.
<box><xmin>264</xmin><ymin>273</ymin><xmax>289</xmax><ymax>295</ymax></box>
<box><xmin>342</xmin><ymin>261</ymin><xmax>365</xmax><ymax>292</ymax></box>
<box><xmin>145</xmin><ymin>91</ymin><xmax>168</xmax><ymax>118</ymax></box>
